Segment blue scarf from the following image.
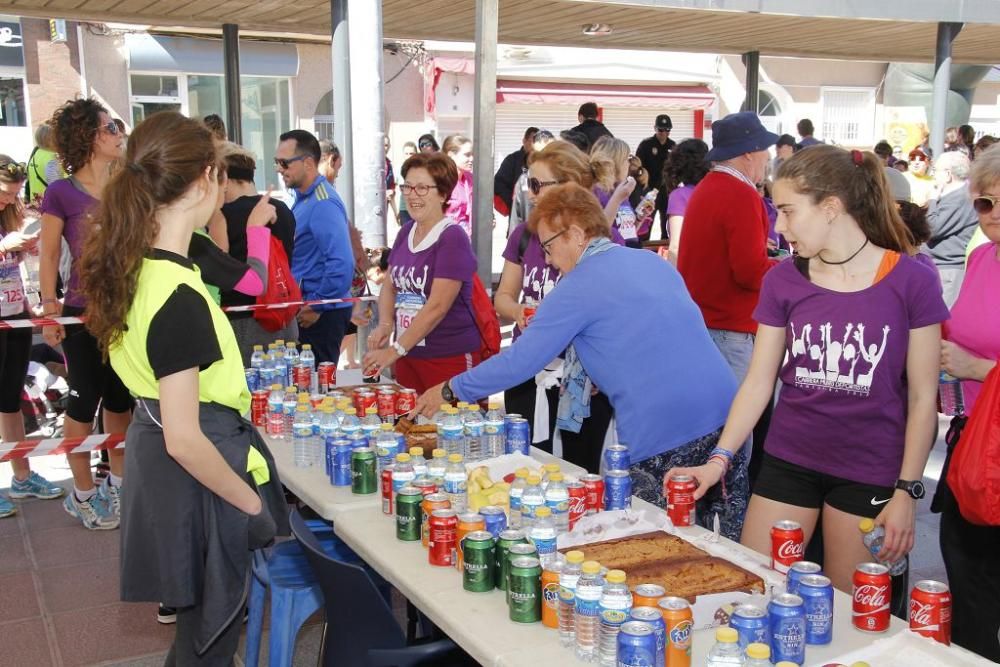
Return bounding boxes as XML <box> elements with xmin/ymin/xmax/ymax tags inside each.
<box><xmin>556</xmin><ymin>237</ymin><xmax>616</xmax><ymax>433</ymax></box>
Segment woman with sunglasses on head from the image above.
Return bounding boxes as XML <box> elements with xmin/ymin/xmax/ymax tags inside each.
<box><xmin>415</xmin><ymin>183</ymin><xmax>741</xmax><ymax>527</ymax></box>
<box><xmin>590</xmin><ymin>136</ymin><xmax>641</xmax><ymax>248</ymax></box>
<box><xmin>935</xmin><ymin>145</ymin><xmax>1000</xmax><ymax>662</ymax></box>
<box><xmin>362</xmin><ymin>152</ymin><xmax>481</xmax><ymax>394</ymax></box>
<box><xmin>442</xmin><ymin>135</ymin><xmax>475</xmax><ymax>237</ymax></box>
<box><xmin>0</xmin><ymin>158</ymin><xmax>64</xmax><ymax>519</ymax></box>
<box><xmin>904</xmin><ymin>147</ymin><xmax>935</xmax><ymax>206</ymax></box>
<box><xmin>39</xmin><ymin>97</ymin><xmax>132</xmax><ymax>530</ymax></box>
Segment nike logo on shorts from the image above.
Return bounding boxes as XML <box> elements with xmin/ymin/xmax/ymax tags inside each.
<box><xmin>870</xmin><ymin>496</ymin><xmax>891</xmax><ymax>506</ymax></box>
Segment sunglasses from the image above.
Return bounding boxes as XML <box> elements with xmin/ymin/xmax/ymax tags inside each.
<box><xmin>540</xmin><ymin>229</ymin><xmax>566</xmax><ymax>255</ymax></box>
<box><xmin>972</xmin><ymin>194</ymin><xmax>1000</xmax><ymax>214</ymax></box>
<box><xmin>274</xmin><ymin>154</ymin><xmax>307</xmax><ymax>169</ymax></box>
<box><xmin>98</xmin><ymin>121</ymin><xmax>121</xmax><ymax>135</ymax></box>
<box><xmin>0</xmin><ymin>162</ymin><xmax>26</xmax><ymax>180</ymax></box>
<box><xmin>400</xmin><ymin>183</ymin><xmax>435</xmax><ymax>196</ymax></box>
<box><xmin>527</xmin><ymin>177</ymin><xmax>560</xmax><ymax>196</ymax></box>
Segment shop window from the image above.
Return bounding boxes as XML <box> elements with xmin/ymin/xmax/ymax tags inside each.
<box><xmin>0</xmin><ymin>77</ymin><xmax>26</xmax><ymax>127</ymax></box>
<box><xmin>820</xmin><ymin>88</ymin><xmax>876</xmax><ymax>146</ymax></box>
<box><xmin>130</xmin><ymin>74</ymin><xmax>182</xmax><ymax>124</ymax></box>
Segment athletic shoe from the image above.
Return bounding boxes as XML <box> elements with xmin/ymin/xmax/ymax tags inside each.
<box><xmin>0</xmin><ymin>495</ymin><xmax>15</xmax><ymax>518</ymax></box>
<box><xmin>157</xmin><ymin>605</ymin><xmax>177</xmax><ymax>624</ymax></box>
<box><xmin>63</xmin><ymin>491</ymin><xmax>119</xmax><ymax>530</ymax></box>
<box><xmin>98</xmin><ymin>477</ymin><xmax>121</xmax><ymax>519</ymax></box>
<box><xmin>9</xmin><ymin>472</ymin><xmax>65</xmax><ymax>500</ymax></box>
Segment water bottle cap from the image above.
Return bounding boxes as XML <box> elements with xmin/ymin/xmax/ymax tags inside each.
<box><xmin>270</xmin><ymin>384</ymin><xmax>281</xmax><ymax>390</ymax></box>
<box><xmin>296</xmin><ymin>405</ymin><xmax>308</xmax><ymax>412</ymax></box>
<box><xmin>302</xmin><ymin>344</ymin><xmax>311</xmax><ymax>350</ymax></box>
<box><xmin>514</xmin><ymin>468</ymin><xmax>529</xmax><ymax>478</ymax></box>
<box><xmin>581</xmin><ymin>561</ymin><xmax>601</xmax><ymax>574</ymax></box>
<box><xmin>565</xmin><ymin>550</ymin><xmax>585</xmax><ymax>563</ymax></box>
<box><xmin>285</xmin><ymin>386</ymin><xmax>295</xmax><ymax>392</ymax></box>
<box><xmin>275</xmin><ymin>340</ymin><xmax>285</xmax><ymax>346</ymax></box>
<box><xmin>535</xmin><ymin>506</ymin><xmax>552</xmax><ymax>518</ymax></box>
<box><xmin>440</xmin><ymin>403</ymin><xmax>450</xmax><ymax>411</ymax></box>
<box><xmin>253</xmin><ymin>344</ymin><xmax>263</xmax><ymax>350</ymax></box>
<box><xmin>605</xmin><ymin>569</ymin><xmax>626</xmax><ymax>583</ymax></box>
<box><xmin>456</xmin><ymin>402</ymin><xmax>469</xmax><ymax>409</ymax></box>
<box><xmin>746</xmin><ymin>643</ymin><xmax>770</xmax><ymax>659</ymax></box>
<box><xmin>716</xmin><ymin>627</ymin><xmax>738</xmax><ymax>643</ymax></box>
<box><xmin>286</xmin><ymin>342</ymin><xmax>297</xmax><ymax>349</ymax></box>
<box><xmin>380</xmin><ymin>423</ymin><xmax>393</xmax><ymax>430</ymax></box>
<box><xmin>543</xmin><ymin>463</ymin><xmax>560</xmax><ymax>473</ymax></box>
<box><xmin>448</xmin><ymin>453</ymin><xmax>464</xmax><ymax>463</ymax></box>
<box><xmin>526</xmin><ymin>475</ymin><xmax>541</xmax><ymax>485</ymax></box>
<box><xmin>488</xmin><ymin>402</ymin><xmax>500</xmax><ymax>410</ymax></box>
<box><xmin>432</xmin><ymin>448</ymin><xmax>446</xmax><ymax>458</ymax></box>
<box><xmin>409</xmin><ymin>447</ymin><xmax>423</xmax><ymax>457</ymax></box>
<box><xmin>262</xmin><ymin>354</ymin><xmax>271</xmax><ymax>361</ymax></box>
<box><xmin>298</xmin><ymin>392</ymin><xmax>310</xmax><ymax>400</ymax></box>
<box><xmin>396</xmin><ymin>453</ymin><xmax>411</xmax><ymax>462</ymax></box>
<box><xmin>858</xmin><ymin>518</ymin><xmax>875</xmax><ymax>533</ymax></box>
<box><xmin>323</xmin><ymin>407</ymin><xmax>334</xmax><ymax>413</ymax></box>
<box><xmin>548</xmin><ymin>472</ymin><xmax>564</xmax><ymax>482</ymax></box>
<box><xmin>345</xmin><ymin>408</ymin><xmax>357</xmax><ymax>415</ymax></box>
<box><xmin>367</xmin><ymin>407</ymin><xmax>379</xmax><ymax>416</ymax></box>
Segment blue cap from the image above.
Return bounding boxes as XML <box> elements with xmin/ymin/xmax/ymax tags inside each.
<box><xmin>706</xmin><ymin>111</ymin><xmax>780</xmax><ymax>162</ymax></box>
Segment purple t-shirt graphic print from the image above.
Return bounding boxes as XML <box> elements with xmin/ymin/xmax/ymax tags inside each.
<box><xmin>502</xmin><ymin>224</ymin><xmax>559</xmax><ymax>341</ymax></box>
<box><xmin>753</xmin><ymin>255</ymin><xmax>949</xmax><ymax>486</ymax></box>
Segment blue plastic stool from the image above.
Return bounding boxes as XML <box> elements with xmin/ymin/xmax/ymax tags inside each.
<box><xmin>245</xmin><ymin>521</ymin><xmax>359</xmax><ymax>667</ymax></box>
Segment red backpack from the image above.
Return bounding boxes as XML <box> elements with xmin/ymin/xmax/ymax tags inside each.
<box><xmin>469</xmin><ymin>273</ymin><xmax>501</xmax><ymax>361</ymax></box>
<box><xmin>254</xmin><ymin>235</ymin><xmax>303</xmax><ymax>332</ymax></box>
<box><xmin>946</xmin><ymin>365</ymin><xmax>1000</xmax><ymax>525</ymax></box>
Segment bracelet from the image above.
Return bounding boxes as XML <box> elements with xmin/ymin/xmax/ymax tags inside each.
<box><xmin>709</xmin><ymin>447</ymin><xmax>734</xmax><ymax>462</ymax></box>
<box><xmin>41</xmin><ymin>298</ymin><xmax>59</xmax><ymax>305</ymax></box>
<box><xmin>707</xmin><ymin>454</ymin><xmax>730</xmax><ymax>474</ymax></box>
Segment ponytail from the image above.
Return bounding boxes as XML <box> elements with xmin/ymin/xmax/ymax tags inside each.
<box><xmin>589</xmin><ymin>136</ymin><xmax>630</xmax><ymax>194</ymax></box>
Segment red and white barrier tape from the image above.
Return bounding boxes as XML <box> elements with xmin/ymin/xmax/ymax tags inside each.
<box><xmin>0</xmin><ymin>433</ymin><xmax>125</xmax><ymax>462</ymax></box>
<box><xmin>0</xmin><ymin>295</ymin><xmax>378</xmax><ymax>330</ymax></box>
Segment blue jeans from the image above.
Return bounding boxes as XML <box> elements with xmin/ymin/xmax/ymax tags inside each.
<box><xmin>298</xmin><ymin>307</ymin><xmax>352</xmax><ymax>365</ymax></box>
<box><xmin>708</xmin><ymin>327</ymin><xmax>755</xmax><ymax>466</ymax></box>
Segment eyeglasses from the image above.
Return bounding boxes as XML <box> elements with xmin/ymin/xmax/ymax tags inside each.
<box><xmin>540</xmin><ymin>229</ymin><xmax>566</xmax><ymax>255</ymax></box>
<box><xmin>274</xmin><ymin>155</ymin><xmax>307</xmax><ymax>169</ymax></box>
<box><xmin>400</xmin><ymin>183</ymin><xmax>435</xmax><ymax>196</ymax></box>
<box><xmin>0</xmin><ymin>162</ymin><xmax>26</xmax><ymax>180</ymax></box>
<box><xmin>972</xmin><ymin>194</ymin><xmax>1000</xmax><ymax>214</ymax></box>
<box><xmin>527</xmin><ymin>177</ymin><xmax>560</xmax><ymax>196</ymax></box>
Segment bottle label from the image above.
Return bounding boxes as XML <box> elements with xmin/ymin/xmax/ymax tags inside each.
<box><xmin>575</xmin><ymin>592</ymin><xmax>601</xmax><ymax>616</ymax></box>
<box><xmin>531</xmin><ymin>535</ymin><xmax>556</xmax><ymax>554</ymax></box>
<box><xmin>546</xmin><ymin>498</ymin><xmax>569</xmax><ymax>514</ymax></box>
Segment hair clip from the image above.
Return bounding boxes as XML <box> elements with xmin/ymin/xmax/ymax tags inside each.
<box><xmin>851</xmin><ymin>149</ymin><xmax>864</xmax><ymax>166</ymax></box>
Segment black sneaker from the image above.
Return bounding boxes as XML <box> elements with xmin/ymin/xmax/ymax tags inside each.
<box><xmin>157</xmin><ymin>605</ymin><xmax>177</xmax><ymax>624</ymax></box>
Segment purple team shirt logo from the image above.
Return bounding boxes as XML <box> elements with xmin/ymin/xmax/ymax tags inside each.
<box><xmin>789</xmin><ymin>321</ymin><xmax>890</xmax><ymax>397</ymax></box>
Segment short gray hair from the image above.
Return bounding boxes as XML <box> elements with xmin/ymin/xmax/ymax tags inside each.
<box><xmin>935</xmin><ymin>150</ymin><xmax>971</xmax><ymax>181</ymax></box>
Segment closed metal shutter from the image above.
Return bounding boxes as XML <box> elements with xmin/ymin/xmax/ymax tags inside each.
<box><xmin>601</xmin><ymin>108</ymin><xmax>696</xmax><ymax>153</ymax></box>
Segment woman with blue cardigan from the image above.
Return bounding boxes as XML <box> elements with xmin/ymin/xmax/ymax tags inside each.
<box><xmin>414</xmin><ymin>183</ymin><xmax>746</xmax><ymax>538</ymax></box>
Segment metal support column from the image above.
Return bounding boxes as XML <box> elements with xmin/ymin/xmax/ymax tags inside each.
<box><xmin>741</xmin><ymin>50</ymin><xmax>760</xmax><ymax>114</ymax></box>
<box><xmin>222</xmin><ymin>24</ymin><xmax>242</xmax><ymax>144</ymax></box>
<box><xmin>931</xmin><ymin>22</ymin><xmax>963</xmax><ymax>158</ymax></box>
<box><xmin>330</xmin><ymin>0</ymin><xmax>353</xmax><ymax>221</ymax></box>
<box><xmin>472</xmin><ymin>0</ymin><xmax>498</xmax><ymax>290</ymax></box>
<box><xmin>346</xmin><ymin>0</ymin><xmax>386</xmax><ymax>248</ymax></box>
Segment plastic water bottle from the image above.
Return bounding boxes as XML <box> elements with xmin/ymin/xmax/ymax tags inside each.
<box><xmin>273</xmin><ymin>351</ymin><xmax>287</xmax><ymax>387</ymax></box>
<box><xmin>282</xmin><ymin>386</ymin><xmax>298</xmax><ymax>436</ymax></box>
<box><xmin>375</xmin><ymin>424</ymin><xmax>400</xmax><ymax>476</ymax></box>
<box><xmin>300</xmin><ymin>343</ymin><xmax>317</xmax><ymax>393</ymax></box>
<box><xmin>409</xmin><ymin>447</ymin><xmax>428</xmax><ymax>480</ymax></box>
<box><xmin>267</xmin><ymin>383</ymin><xmax>285</xmax><ymax>439</ymax></box>
<box><xmin>462</xmin><ymin>405</ymin><xmax>485</xmax><ymax>461</ymax></box>
<box><xmin>432</xmin><ymin>403</ymin><xmax>450</xmax><ymax>430</ymax></box>
<box><xmin>392</xmin><ymin>453</ymin><xmax>415</xmax><ymax>492</ymax></box>
<box><xmin>541</xmin><ymin>463</ymin><xmax>560</xmax><ymax>491</ymax></box>
<box><xmin>250</xmin><ymin>344</ymin><xmax>265</xmax><ymax>371</ymax></box>
<box><xmin>361</xmin><ymin>407</ymin><xmax>383</xmax><ymax>440</ymax></box>
<box><xmin>319</xmin><ymin>406</ymin><xmax>338</xmax><ymax>444</ymax></box>
<box><xmin>597</xmin><ymin>570</ymin><xmax>632</xmax><ymax>667</ymax></box>
<box><xmin>427</xmin><ymin>448</ymin><xmax>447</xmax><ymax>485</ymax></box>
<box><xmin>559</xmin><ymin>550</ymin><xmax>585</xmax><ymax>647</ymax></box>
<box><xmin>285</xmin><ymin>342</ymin><xmax>300</xmax><ymax>383</ymax></box>
<box><xmin>745</xmin><ymin>642</ymin><xmax>772</xmax><ymax>667</ymax></box>
<box><xmin>520</xmin><ymin>474</ymin><xmax>545</xmax><ymax>531</ymax></box>
<box><xmin>529</xmin><ymin>506</ymin><xmax>558</xmax><ymax>565</ymax></box>
<box><xmin>444</xmin><ymin>453</ymin><xmax>467</xmax><ymax>513</ymax></box>
<box><xmin>440</xmin><ymin>408</ymin><xmax>465</xmax><ymax>457</ymax></box>
<box><xmin>545</xmin><ymin>472</ymin><xmax>570</xmax><ymax>532</ymax></box>
<box><xmin>509</xmin><ymin>468</ymin><xmax>530</xmax><ymax>529</ymax></box>
<box><xmin>483</xmin><ymin>402</ymin><xmax>506</xmax><ymax>459</ymax></box>
<box><xmin>340</xmin><ymin>407</ymin><xmax>362</xmax><ymax>440</ymax></box>
<box><xmin>292</xmin><ymin>405</ymin><xmax>314</xmax><ymax>467</ymax></box>
<box><xmin>574</xmin><ymin>561</ymin><xmax>605</xmax><ymax>663</ymax></box>
<box><xmin>939</xmin><ymin>371</ymin><xmax>965</xmax><ymax>416</ymax></box>
<box><xmin>859</xmin><ymin>518</ymin><xmax>908</xmax><ymax>575</ymax></box>
<box><xmin>706</xmin><ymin>627</ymin><xmax>744</xmax><ymax>666</ymax></box>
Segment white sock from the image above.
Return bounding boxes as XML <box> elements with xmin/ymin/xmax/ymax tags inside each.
<box><xmin>109</xmin><ymin>474</ymin><xmax>123</xmax><ymax>488</ymax></box>
<box><xmin>74</xmin><ymin>486</ymin><xmax>97</xmax><ymax>502</ymax></box>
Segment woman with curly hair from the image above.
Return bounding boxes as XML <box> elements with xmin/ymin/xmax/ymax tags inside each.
<box><xmin>39</xmin><ymin>97</ymin><xmax>131</xmax><ymax>530</ymax></box>
<box><xmin>79</xmin><ymin>111</ymin><xmax>286</xmax><ymax>662</ymax></box>
<box><xmin>661</xmin><ymin>138</ymin><xmax>709</xmax><ymax>265</ymax></box>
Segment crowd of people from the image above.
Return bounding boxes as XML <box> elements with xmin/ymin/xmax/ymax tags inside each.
<box><xmin>0</xmin><ymin>95</ymin><xmax>997</xmax><ymax>663</ymax></box>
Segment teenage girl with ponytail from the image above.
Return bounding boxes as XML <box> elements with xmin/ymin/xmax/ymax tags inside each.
<box><xmin>668</xmin><ymin>145</ymin><xmax>948</xmax><ymax>594</ymax></box>
<box><xmin>79</xmin><ymin>111</ymin><xmax>287</xmax><ymax>664</ymax></box>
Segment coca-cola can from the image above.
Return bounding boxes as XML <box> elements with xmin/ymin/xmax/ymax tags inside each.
<box><xmin>667</xmin><ymin>475</ymin><xmax>697</xmax><ymax>527</ymax></box>
<box><xmin>355</xmin><ymin>389</ymin><xmax>377</xmax><ymax>416</ymax></box>
<box><xmin>293</xmin><ymin>364</ymin><xmax>312</xmax><ymax>392</ymax></box>
<box><xmin>581</xmin><ymin>474</ymin><xmax>605</xmax><ymax>514</ymax></box>
<box><xmin>377</xmin><ymin>388</ymin><xmax>397</xmax><ymax>423</ymax></box>
<box><xmin>852</xmin><ymin>562</ymin><xmax>891</xmax><ymax>633</ymax></box>
<box><xmin>770</xmin><ymin>520</ymin><xmax>805</xmax><ymax>574</ymax></box>
<box><xmin>381</xmin><ymin>467</ymin><xmax>395</xmax><ymax>516</ymax></box>
<box><xmin>910</xmin><ymin>580</ymin><xmax>951</xmax><ymax>645</ymax></box>
<box><xmin>396</xmin><ymin>388</ymin><xmax>417</xmax><ymax>417</ymax></box>
<box><xmin>566</xmin><ymin>480</ymin><xmax>586</xmax><ymax>530</ymax></box>
<box><xmin>318</xmin><ymin>362</ymin><xmax>336</xmax><ymax>393</ymax></box>
<box><xmin>251</xmin><ymin>390</ymin><xmax>269</xmax><ymax>427</ymax></box>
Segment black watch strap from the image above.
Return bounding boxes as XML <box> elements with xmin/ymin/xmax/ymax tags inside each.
<box><xmin>895</xmin><ymin>479</ymin><xmax>926</xmax><ymax>499</ymax></box>
<box><xmin>441</xmin><ymin>381</ymin><xmax>455</xmax><ymax>403</ymax></box>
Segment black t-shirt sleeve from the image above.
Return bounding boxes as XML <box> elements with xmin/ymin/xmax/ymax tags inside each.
<box><xmin>189</xmin><ymin>232</ymin><xmax>250</xmax><ymax>291</ymax></box>
<box><xmin>273</xmin><ymin>201</ymin><xmax>296</xmax><ymax>260</ymax></box>
<box><xmin>147</xmin><ymin>284</ymin><xmax>224</xmax><ymax>379</ymax></box>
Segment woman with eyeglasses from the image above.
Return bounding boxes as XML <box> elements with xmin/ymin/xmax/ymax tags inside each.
<box><xmin>936</xmin><ymin>144</ymin><xmax>1000</xmax><ymax>662</ymax></box>
<box><xmin>590</xmin><ymin>136</ymin><xmax>641</xmax><ymax>248</ymax></box>
<box><xmin>442</xmin><ymin>135</ymin><xmax>475</xmax><ymax>237</ymax></box>
<box><xmin>414</xmin><ymin>182</ymin><xmax>739</xmax><ymax>512</ymax></box>
<box><xmin>0</xmin><ymin>158</ymin><xmax>65</xmax><ymax>520</ymax></box>
<box><xmin>39</xmin><ymin>97</ymin><xmax>132</xmax><ymax>531</ymax></box>
<box><xmin>362</xmin><ymin>152</ymin><xmax>481</xmax><ymax>394</ymax></box>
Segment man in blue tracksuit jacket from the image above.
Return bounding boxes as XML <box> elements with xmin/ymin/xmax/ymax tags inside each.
<box><xmin>276</xmin><ymin>130</ymin><xmax>354</xmax><ymax>364</ymax></box>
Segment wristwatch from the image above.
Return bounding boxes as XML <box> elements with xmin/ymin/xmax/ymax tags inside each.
<box><xmin>895</xmin><ymin>479</ymin><xmax>926</xmax><ymax>500</ymax></box>
<box><xmin>441</xmin><ymin>380</ymin><xmax>455</xmax><ymax>403</ymax></box>
<box><xmin>391</xmin><ymin>341</ymin><xmax>407</xmax><ymax>357</ymax></box>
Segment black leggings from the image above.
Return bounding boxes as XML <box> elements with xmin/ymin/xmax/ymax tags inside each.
<box><xmin>61</xmin><ymin>305</ymin><xmax>133</xmax><ymax>423</ymax></box>
<box><xmin>0</xmin><ymin>323</ymin><xmax>31</xmax><ymax>413</ymax></box>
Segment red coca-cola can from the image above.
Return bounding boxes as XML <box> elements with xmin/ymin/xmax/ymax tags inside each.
<box><xmin>853</xmin><ymin>562</ymin><xmax>891</xmax><ymax>633</ymax></box>
<box><xmin>377</xmin><ymin>388</ymin><xmax>397</xmax><ymax>423</ymax></box>
<box><xmin>667</xmin><ymin>474</ymin><xmax>697</xmax><ymax>527</ymax></box>
<box><xmin>581</xmin><ymin>474</ymin><xmax>605</xmax><ymax>514</ymax></box>
<box><xmin>770</xmin><ymin>520</ymin><xmax>804</xmax><ymax>573</ymax></box>
<box><xmin>381</xmin><ymin>468</ymin><xmax>394</xmax><ymax>516</ymax></box>
<box><xmin>251</xmin><ymin>390</ymin><xmax>269</xmax><ymax>427</ymax></box>
<box><xmin>354</xmin><ymin>389</ymin><xmax>377</xmax><ymax>416</ymax></box>
<box><xmin>428</xmin><ymin>508</ymin><xmax>458</xmax><ymax>567</ymax></box>
<box><xmin>396</xmin><ymin>388</ymin><xmax>417</xmax><ymax>418</ymax></box>
<box><xmin>293</xmin><ymin>364</ymin><xmax>312</xmax><ymax>392</ymax></box>
<box><xmin>566</xmin><ymin>480</ymin><xmax>586</xmax><ymax>530</ymax></box>
<box><xmin>317</xmin><ymin>362</ymin><xmax>336</xmax><ymax>393</ymax></box>
<box><xmin>413</xmin><ymin>479</ymin><xmax>438</xmax><ymax>497</ymax></box>
<box><xmin>910</xmin><ymin>580</ymin><xmax>952</xmax><ymax>645</ymax></box>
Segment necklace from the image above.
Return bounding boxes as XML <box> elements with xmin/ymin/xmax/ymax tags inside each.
<box><xmin>818</xmin><ymin>238</ymin><xmax>869</xmax><ymax>265</ymax></box>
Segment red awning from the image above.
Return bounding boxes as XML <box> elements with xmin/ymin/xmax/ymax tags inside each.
<box><xmin>496</xmin><ymin>80</ymin><xmax>715</xmax><ymax>110</ymax></box>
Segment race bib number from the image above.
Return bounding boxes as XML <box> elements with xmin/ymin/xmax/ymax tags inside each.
<box><xmin>616</xmin><ymin>204</ymin><xmax>638</xmax><ymax>240</ymax></box>
<box><xmin>395</xmin><ymin>293</ymin><xmax>427</xmax><ymax>347</ymax></box>
<box><xmin>0</xmin><ymin>258</ymin><xmax>25</xmax><ymax>317</ymax></box>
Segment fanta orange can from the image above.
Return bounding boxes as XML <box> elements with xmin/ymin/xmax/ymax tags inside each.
<box><xmin>659</xmin><ymin>596</ymin><xmax>693</xmax><ymax>667</ymax></box>
<box><xmin>541</xmin><ymin>560</ymin><xmax>562</xmax><ymax>628</ymax></box>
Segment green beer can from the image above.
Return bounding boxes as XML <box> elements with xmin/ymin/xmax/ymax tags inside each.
<box><xmin>395</xmin><ymin>486</ymin><xmax>423</xmax><ymax>541</ymax></box>
<box><xmin>505</xmin><ymin>542</ymin><xmax>537</xmax><ymax>605</ymax></box>
<box><xmin>351</xmin><ymin>447</ymin><xmax>376</xmax><ymax>495</ymax></box>
<box><xmin>461</xmin><ymin>530</ymin><xmax>495</xmax><ymax>592</ymax></box>
<box><xmin>508</xmin><ymin>556</ymin><xmax>542</xmax><ymax>623</ymax></box>
<box><xmin>495</xmin><ymin>528</ymin><xmax>528</xmax><ymax>591</ymax></box>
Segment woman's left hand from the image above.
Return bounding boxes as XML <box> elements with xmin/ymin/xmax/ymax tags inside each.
<box><xmin>361</xmin><ymin>347</ymin><xmax>398</xmax><ymax>380</ymax></box>
<box><xmin>941</xmin><ymin>340</ymin><xmax>987</xmax><ymax>380</ymax></box>
<box><xmin>873</xmin><ymin>491</ymin><xmax>916</xmax><ymax>563</ymax></box>
<box><xmin>414</xmin><ymin>382</ymin><xmax>446</xmax><ymax>418</ymax></box>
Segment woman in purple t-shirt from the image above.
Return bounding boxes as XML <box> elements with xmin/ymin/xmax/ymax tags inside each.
<box><xmin>363</xmin><ymin>152</ymin><xmax>480</xmax><ymax>394</ymax></box>
<box><xmin>591</xmin><ymin>137</ymin><xmax>640</xmax><ymax>248</ymax></box>
<box><xmin>669</xmin><ymin>146</ymin><xmax>948</xmax><ymax>595</ymax></box>
<box><xmin>661</xmin><ymin>138</ymin><xmax>709</xmax><ymax>265</ymax></box>
<box><xmin>39</xmin><ymin>98</ymin><xmax>132</xmax><ymax>531</ymax></box>
<box><xmin>442</xmin><ymin>135</ymin><xmax>474</xmax><ymax>237</ymax></box>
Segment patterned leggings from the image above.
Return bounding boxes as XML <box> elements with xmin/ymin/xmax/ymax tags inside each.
<box><xmin>629</xmin><ymin>428</ymin><xmax>749</xmax><ymax>542</ymax></box>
